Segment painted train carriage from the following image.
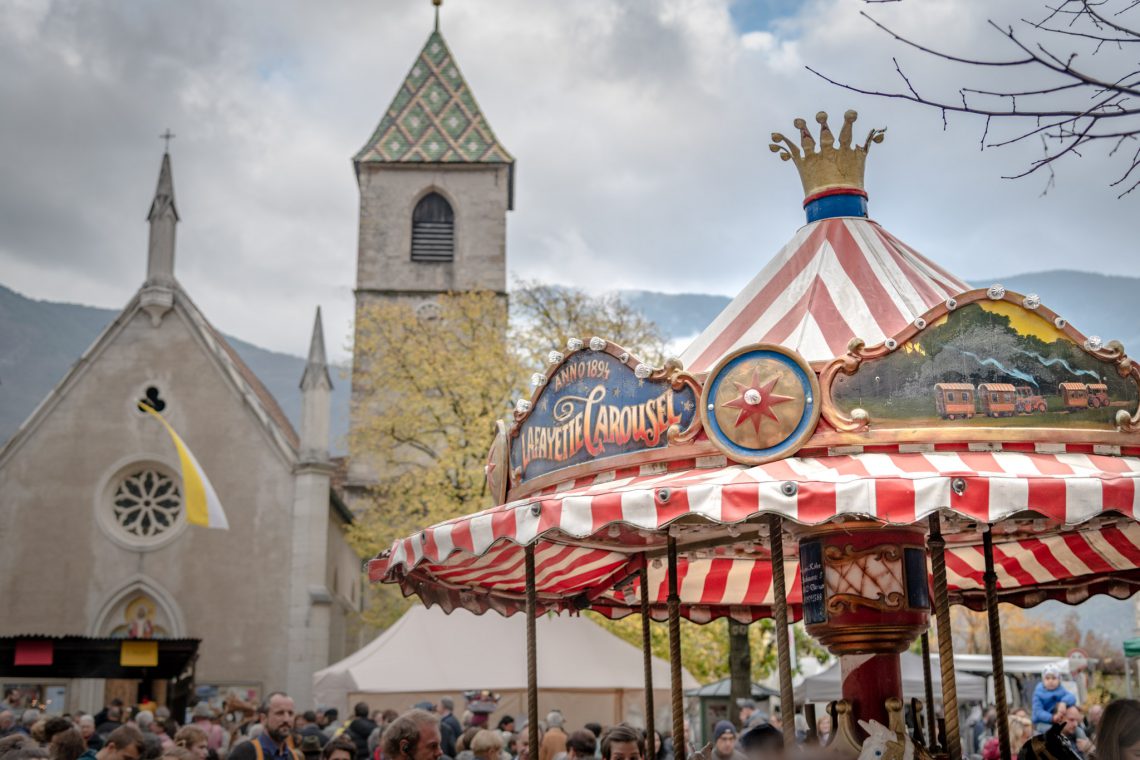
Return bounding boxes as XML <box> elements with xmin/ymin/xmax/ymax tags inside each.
<box><xmin>369</xmin><ymin>111</ymin><xmax>1140</xmax><ymax>760</ymax></box>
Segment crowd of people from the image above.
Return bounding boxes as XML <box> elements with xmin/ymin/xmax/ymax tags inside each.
<box><xmin>0</xmin><ymin>683</ymin><xmax>1137</xmax><ymax>760</ymax></box>
<box><xmin>959</xmin><ymin>666</ymin><xmax>1140</xmax><ymax>760</ymax></box>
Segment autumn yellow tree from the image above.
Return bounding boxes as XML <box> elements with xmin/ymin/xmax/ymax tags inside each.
<box><xmin>349</xmin><ymin>285</ymin><xmax>672</xmax><ymax>627</ymax></box>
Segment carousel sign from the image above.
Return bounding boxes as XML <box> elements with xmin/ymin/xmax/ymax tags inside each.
<box><xmin>509</xmin><ymin>347</ymin><xmax>698</xmax><ymax>484</ymax></box>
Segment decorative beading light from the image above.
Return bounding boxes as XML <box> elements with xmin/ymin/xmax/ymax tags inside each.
<box><xmin>547</xmin><ymin>350</ymin><xmax>564</xmax><ymax>365</ymax></box>
<box><xmin>1022</xmin><ymin>294</ymin><xmax>1041</xmax><ymax>310</ymax></box>
<box><xmin>530</xmin><ymin>373</ymin><xmax>546</xmax><ymax>387</ymax></box>
<box><xmin>515</xmin><ymin>399</ymin><xmax>532</xmax><ymax>413</ymax></box>
<box><xmin>589</xmin><ymin>336</ymin><xmax>607</xmax><ymax>351</ymax></box>
<box><xmin>634</xmin><ymin>363</ymin><xmax>652</xmax><ymax>379</ymax></box>
<box><xmin>566</xmin><ymin>338</ymin><xmax>584</xmax><ymax>351</ymax></box>
<box><xmin>1085</xmin><ymin>335</ymin><xmax>1103</xmax><ymax>351</ymax></box>
<box><xmin>987</xmin><ymin>284</ymin><xmax>1006</xmax><ymax>300</ymax></box>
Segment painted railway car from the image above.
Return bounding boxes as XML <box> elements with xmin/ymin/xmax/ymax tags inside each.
<box><xmin>979</xmin><ymin>383</ymin><xmax>1017</xmax><ymax>417</ymax></box>
<box><xmin>1059</xmin><ymin>382</ymin><xmax>1089</xmax><ymax>410</ymax></box>
<box><xmin>935</xmin><ymin>383</ymin><xmax>976</xmax><ymax>420</ymax></box>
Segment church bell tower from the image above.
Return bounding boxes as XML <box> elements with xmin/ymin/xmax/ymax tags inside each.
<box><xmin>347</xmin><ymin>2</ymin><xmax>513</xmax><ymax>492</ymax></box>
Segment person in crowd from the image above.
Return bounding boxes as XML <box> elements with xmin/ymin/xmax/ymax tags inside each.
<box><xmin>495</xmin><ymin>721</ymin><xmax>514</xmax><ymax>738</ymax></box>
<box><xmin>647</xmin><ymin>731</ymin><xmax>668</xmax><ymax>760</ymax></box>
<box><xmin>470</xmin><ymin>731</ymin><xmax>503</xmax><ymax>760</ymax></box>
<box><xmin>188</xmin><ymin>706</ymin><xmax>223</xmax><ymax>754</ymax></box>
<box><xmin>815</xmin><ymin>714</ymin><xmax>831</xmax><ymax>746</ymax></box>
<box><xmin>95</xmin><ymin>726</ymin><xmax>146</xmax><ymax>760</ymax></box>
<box><xmin>537</xmin><ymin>714</ymin><xmax>565</xmax><ymax>760</ymax></box>
<box><xmin>92</xmin><ymin>704</ymin><xmax>123</xmax><ymax>731</ymax></box>
<box><xmin>1008</xmin><ymin>713</ymin><xmax>1033</xmax><ymax>756</ymax></box>
<box><xmin>709</xmin><ymin>722</ymin><xmax>746</xmax><ymax>760</ymax></box>
<box><xmin>1033</xmin><ymin>666</ymin><xmax>1077</xmax><ymax>733</ymax></box>
<box><xmin>737</xmin><ymin>701</ymin><xmax>756</xmax><ymax>731</ymax></box>
<box><xmin>514</xmin><ymin>730</ymin><xmax>531</xmax><ymax>760</ymax></box>
<box><xmin>1</xmin><ymin>713</ymin><xmax>18</xmax><ymax>740</ymax></box>
<box><xmin>320</xmin><ymin>737</ymin><xmax>356</xmax><ymax>760</ymax></box>
<box><xmin>96</xmin><ymin>712</ymin><xmax>123</xmax><ymax>743</ymax></box>
<box><xmin>320</xmin><ymin>738</ymin><xmax>356</xmax><ymax>760</ymax></box>
<box><xmin>566</xmin><ymin>731</ymin><xmax>596</xmax><ymax>760</ymax></box>
<box><xmin>174</xmin><ymin>726</ymin><xmax>208</xmax><ymax>760</ymax></box>
<box><xmin>321</xmin><ymin>712</ymin><xmax>342</xmax><ymax>740</ymax></box>
<box><xmin>227</xmin><ymin>693</ymin><xmax>299</xmax><ymax>760</ymax></box>
<box><xmin>738</xmin><ymin>723</ymin><xmax>781</xmax><ymax>760</ymax></box>
<box><xmin>1059</xmin><ymin>705</ymin><xmax>1091</xmax><ymax>759</ymax></box>
<box><xmin>299</xmin><ymin>737</ymin><xmax>323</xmax><ymax>760</ymax></box>
<box><xmin>455</xmin><ymin>729</ymin><xmax>480</xmax><ymax>760</ymax></box>
<box><xmin>1085</xmin><ymin>704</ymin><xmax>1104</xmax><ymax>742</ymax></box>
<box><xmin>599</xmin><ymin>726</ymin><xmax>641</xmax><ymax>760</ymax></box>
<box><xmin>77</xmin><ymin>718</ymin><xmax>102</xmax><ymax>753</ymax></box>
<box><xmin>160</xmin><ymin>748</ymin><xmax>195</xmax><ymax>760</ymax></box>
<box><xmin>45</xmin><ymin>721</ymin><xmax>85</xmax><ymax>760</ymax></box>
<box><xmin>345</xmin><ymin>706</ymin><xmax>376</xmax><ymax>760</ymax></box>
<box><xmin>380</xmin><ymin>711</ymin><xmax>442</xmax><ymax>760</ymax></box>
<box><xmin>1092</xmin><ymin>699</ymin><xmax>1140</xmax><ymax>760</ymax></box>
<box><xmin>438</xmin><ymin>702</ymin><xmax>460</xmax><ymax>760</ymax></box>
<box><xmin>297</xmin><ymin>714</ymin><xmax>328</xmax><ymax>750</ymax></box>
<box><xmin>18</xmin><ymin>712</ymin><xmax>41</xmax><ymax>738</ymax></box>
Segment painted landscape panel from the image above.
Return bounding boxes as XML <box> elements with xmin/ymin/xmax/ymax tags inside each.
<box><xmin>831</xmin><ymin>301</ymin><xmax>1137</xmax><ymax>430</ymax></box>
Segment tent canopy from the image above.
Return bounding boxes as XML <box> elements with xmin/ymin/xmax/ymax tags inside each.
<box><xmin>794</xmin><ymin>652</ymin><xmax>987</xmax><ymax>704</ymax></box>
<box><xmin>313</xmin><ymin>604</ymin><xmax>697</xmax><ymax>715</ymax></box>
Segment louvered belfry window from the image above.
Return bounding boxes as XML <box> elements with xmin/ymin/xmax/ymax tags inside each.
<box><xmin>411</xmin><ymin>192</ymin><xmax>455</xmax><ymax>262</ymax></box>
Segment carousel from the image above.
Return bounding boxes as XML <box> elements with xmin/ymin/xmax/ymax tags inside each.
<box><xmin>368</xmin><ymin>110</ymin><xmax>1140</xmax><ymax>759</ymax></box>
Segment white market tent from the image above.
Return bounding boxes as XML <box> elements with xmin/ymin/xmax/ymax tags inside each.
<box><xmin>313</xmin><ymin>605</ymin><xmax>698</xmax><ymax>730</ymax></box>
<box><xmin>794</xmin><ymin>652</ymin><xmax>988</xmax><ymax>704</ymax></box>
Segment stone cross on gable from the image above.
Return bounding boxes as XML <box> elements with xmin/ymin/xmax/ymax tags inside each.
<box><xmin>160</xmin><ymin>129</ymin><xmax>175</xmax><ymax>153</ymax></box>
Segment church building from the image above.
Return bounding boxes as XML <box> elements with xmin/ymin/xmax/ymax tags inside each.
<box><xmin>0</xmin><ymin>150</ymin><xmax>363</xmax><ymax>714</ymax></box>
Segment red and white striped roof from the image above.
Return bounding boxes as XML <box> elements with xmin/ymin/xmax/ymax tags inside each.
<box><xmin>373</xmin><ymin>450</ymin><xmax>1140</xmax><ymax>621</ymax></box>
<box><xmin>680</xmin><ymin>217</ymin><xmax>968</xmax><ymax>370</ymax></box>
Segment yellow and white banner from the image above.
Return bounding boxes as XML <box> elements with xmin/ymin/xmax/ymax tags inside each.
<box><xmin>139</xmin><ymin>404</ymin><xmax>230</xmax><ymax>530</ymax></box>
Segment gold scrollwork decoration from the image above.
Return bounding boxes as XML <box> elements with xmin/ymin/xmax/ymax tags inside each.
<box><xmin>826</xmin><ymin>590</ymin><xmax>906</xmax><ymax>615</ymax></box>
<box><xmin>824</xmin><ymin>543</ymin><xmax>901</xmax><ymax>564</ymax></box>
<box><xmin>666</xmin><ymin>366</ymin><xmax>705</xmax><ymax>445</ymax></box>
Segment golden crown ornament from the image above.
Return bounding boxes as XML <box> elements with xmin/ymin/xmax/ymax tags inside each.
<box><xmin>769</xmin><ymin>110</ymin><xmax>886</xmax><ymax>200</ymax></box>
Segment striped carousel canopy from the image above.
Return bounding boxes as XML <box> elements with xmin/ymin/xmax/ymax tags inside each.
<box><xmin>680</xmin><ymin>217</ymin><xmax>968</xmax><ymax>371</ymax></box>
<box><xmin>371</xmin><ymin>448</ymin><xmax>1140</xmax><ymax>620</ymax></box>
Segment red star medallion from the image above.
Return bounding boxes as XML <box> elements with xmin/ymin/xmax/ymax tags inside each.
<box><xmin>722</xmin><ymin>367</ymin><xmax>795</xmax><ymax>433</ymax></box>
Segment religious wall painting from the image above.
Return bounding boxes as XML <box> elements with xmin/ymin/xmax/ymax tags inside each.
<box><xmin>509</xmin><ymin>343</ymin><xmax>699</xmax><ymax>488</ymax></box>
<box><xmin>825</xmin><ymin>290</ymin><xmax>1140</xmax><ymax>435</ymax></box>
<box><xmin>107</xmin><ymin>594</ymin><xmax>169</xmax><ymax>639</ymax></box>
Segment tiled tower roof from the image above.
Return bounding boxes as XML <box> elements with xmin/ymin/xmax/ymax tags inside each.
<box><xmin>355</xmin><ymin>30</ymin><xmax>512</xmax><ymax>165</ymax></box>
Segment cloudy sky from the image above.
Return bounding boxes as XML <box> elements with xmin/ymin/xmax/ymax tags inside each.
<box><xmin>2</xmin><ymin>0</ymin><xmax>1134</xmax><ymax>361</ymax></box>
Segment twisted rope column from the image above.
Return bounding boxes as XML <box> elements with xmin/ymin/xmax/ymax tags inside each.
<box><xmin>921</xmin><ymin>632</ymin><xmax>938</xmax><ymax>751</ymax></box>
<box><xmin>640</xmin><ymin>561</ymin><xmax>655</xmax><ymax>752</ymax></box>
<box><xmin>525</xmin><ymin>545</ymin><xmax>540</xmax><ymax>760</ymax></box>
<box><xmin>767</xmin><ymin>513</ymin><xmax>795</xmax><ymax>749</ymax></box>
<box><xmin>928</xmin><ymin>515</ymin><xmax>961</xmax><ymax>760</ymax></box>
<box><xmin>983</xmin><ymin>528</ymin><xmax>1011</xmax><ymax>760</ymax></box>
<box><xmin>667</xmin><ymin>535</ymin><xmax>685</xmax><ymax>759</ymax></box>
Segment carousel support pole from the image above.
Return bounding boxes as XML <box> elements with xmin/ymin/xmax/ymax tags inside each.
<box><xmin>920</xmin><ymin>632</ymin><xmax>939</xmax><ymax>752</ymax></box>
<box><xmin>667</xmin><ymin>535</ymin><xmax>685</xmax><ymax>760</ymax></box>
<box><xmin>767</xmin><ymin>514</ymin><xmax>795</xmax><ymax>749</ymax></box>
<box><xmin>525</xmin><ymin>545</ymin><xmax>540</xmax><ymax>760</ymax></box>
<box><xmin>983</xmin><ymin>528</ymin><xmax>1012</xmax><ymax>760</ymax></box>
<box><xmin>928</xmin><ymin>515</ymin><xmax>962</xmax><ymax>760</ymax></box>
<box><xmin>640</xmin><ymin>561</ymin><xmax>656</xmax><ymax>751</ymax></box>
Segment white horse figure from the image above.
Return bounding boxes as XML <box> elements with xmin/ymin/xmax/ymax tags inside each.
<box><xmin>856</xmin><ymin>719</ymin><xmax>913</xmax><ymax>760</ymax></box>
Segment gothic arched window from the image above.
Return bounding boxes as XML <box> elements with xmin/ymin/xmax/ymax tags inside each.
<box><xmin>411</xmin><ymin>192</ymin><xmax>455</xmax><ymax>262</ymax></box>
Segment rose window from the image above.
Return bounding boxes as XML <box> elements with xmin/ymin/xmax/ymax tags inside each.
<box><xmin>111</xmin><ymin>470</ymin><xmax>183</xmax><ymax>539</ymax></box>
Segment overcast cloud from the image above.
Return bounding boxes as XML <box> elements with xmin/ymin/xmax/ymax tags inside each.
<box><xmin>1</xmin><ymin>0</ymin><xmax>1134</xmax><ymax>361</ymax></box>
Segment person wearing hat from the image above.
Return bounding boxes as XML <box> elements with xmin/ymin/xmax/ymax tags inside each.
<box><xmin>735</xmin><ymin>701</ymin><xmax>755</xmax><ymax>730</ymax></box>
<box><xmin>709</xmin><ymin>722</ymin><xmax>746</xmax><ymax>760</ymax></box>
<box><xmin>300</xmin><ymin>735</ymin><xmax>324</xmax><ymax>760</ymax></box>
<box><xmin>1032</xmin><ymin>665</ymin><xmax>1076</xmax><ymax>733</ymax></box>
<box><xmin>189</xmin><ymin>704</ymin><xmax>224</xmax><ymax>753</ymax></box>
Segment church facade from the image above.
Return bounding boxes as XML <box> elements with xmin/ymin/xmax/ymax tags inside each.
<box><xmin>0</xmin><ymin>152</ymin><xmax>362</xmax><ymax>713</ymax></box>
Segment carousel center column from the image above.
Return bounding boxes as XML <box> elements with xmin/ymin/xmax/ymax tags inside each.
<box><xmin>797</xmin><ymin>521</ymin><xmax>931</xmax><ymax>727</ymax></box>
